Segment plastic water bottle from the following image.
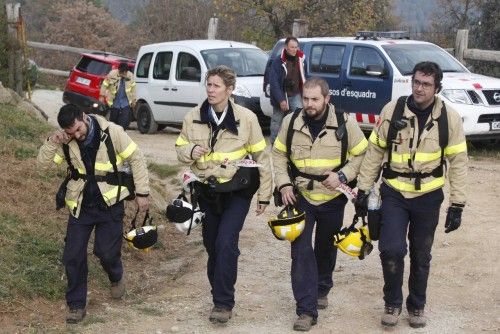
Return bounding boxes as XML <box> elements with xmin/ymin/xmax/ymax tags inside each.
<box><xmin>367</xmin><ymin>187</ymin><xmax>381</xmax><ymax>241</ymax></box>
<box><xmin>123</xmin><ymin>161</ymin><xmax>132</xmax><ymax>174</ymax></box>
<box><xmin>367</xmin><ymin>187</ymin><xmax>380</xmax><ymax>211</ymax></box>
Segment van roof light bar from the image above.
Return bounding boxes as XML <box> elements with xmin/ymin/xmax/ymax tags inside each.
<box><xmin>355</xmin><ymin>31</ymin><xmax>410</xmax><ymax>40</ymax></box>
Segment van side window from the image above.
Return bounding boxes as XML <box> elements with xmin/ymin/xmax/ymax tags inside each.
<box><xmin>310</xmin><ymin>45</ymin><xmax>345</xmax><ymax>75</ymax></box>
<box><xmin>153</xmin><ymin>52</ymin><xmax>173</xmax><ymax>80</ymax></box>
<box><xmin>350</xmin><ymin>47</ymin><xmax>386</xmax><ymax>76</ymax></box>
<box><xmin>176</xmin><ymin>53</ymin><xmax>201</xmax><ymax>82</ymax></box>
<box><xmin>136</xmin><ymin>52</ymin><xmax>153</xmax><ymax>78</ymax></box>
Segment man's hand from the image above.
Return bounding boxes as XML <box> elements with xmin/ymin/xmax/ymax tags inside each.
<box><xmin>354</xmin><ymin>190</ymin><xmax>369</xmax><ymax>217</ymax></box>
<box><xmin>191</xmin><ymin>145</ymin><xmax>209</xmax><ymax>160</ymax></box>
<box><xmin>255</xmin><ymin>203</ymin><xmax>268</xmax><ymax>216</ymax></box>
<box><xmin>280</xmin><ymin>185</ymin><xmax>297</xmax><ymax>206</ymax></box>
<box><xmin>130</xmin><ymin>100</ymin><xmax>136</xmax><ymax>109</ymax></box>
<box><xmin>321</xmin><ymin>171</ymin><xmax>341</xmax><ymax>191</ymax></box>
<box><xmin>279</xmin><ymin>100</ymin><xmax>288</xmax><ymax>112</ymax></box>
<box><xmin>99</xmin><ymin>95</ymin><xmax>106</xmax><ymax>104</ymax></box>
<box><xmin>445</xmin><ymin>205</ymin><xmax>463</xmax><ymax>233</ymax></box>
<box><xmin>135</xmin><ymin>195</ymin><xmax>150</xmax><ymax>213</ymax></box>
<box><xmin>49</xmin><ymin>130</ymin><xmax>70</xmax><ymax>145</ymax></box>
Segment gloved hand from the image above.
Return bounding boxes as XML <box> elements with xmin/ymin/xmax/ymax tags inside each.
<box><xmin>354</xmin><ymin>190</ymin><xmax>369</xmax><ymax>217</ymax></box>
<box><xmin>445</xmin><ymin>205</ymin><xmax>463</xmax><ymax>233</ymax></box>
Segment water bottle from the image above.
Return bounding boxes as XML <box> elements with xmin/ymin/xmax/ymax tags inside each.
<box><xmin>367</xmin><ymin>187</ymin><xmax>381</xmax><ymax>241</ymax></box>
<box><xmin>123</xmin><ymin>161</ymin><xmax>132</xmax><ymax>174</ymax></box>
<box><xmin>367</xmin><ymin>187</ymin><xmax>380</xmax><ymax>211</ymax></box>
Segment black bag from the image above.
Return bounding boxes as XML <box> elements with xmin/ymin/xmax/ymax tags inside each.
<box><xmin>209</xmin><ymin>167</ymin><xmax>260</xmax><ymax>198</ymax></box>
<box><xmin>55</xmin><ymin>175</ymin><xmax>71</xmax><ymax>210</ymax></box>
<box><xmin>367</xmin><ymin>209</ymin><xmax>381</xmax><ymax>241</ymax></box>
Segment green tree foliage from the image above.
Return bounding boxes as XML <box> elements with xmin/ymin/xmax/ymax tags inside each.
<box><xmin>213</xmin><ymin>0</ymin><xmax>397</xmax><ymax>48</ymax></box>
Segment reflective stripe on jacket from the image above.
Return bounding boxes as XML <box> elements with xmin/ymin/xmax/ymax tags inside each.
<box><xmin>357</xmin><ymin>96</ymin><xmax>468</xmax><ymax>205</ymax></box>
<box><xmin>100</xmin><ymin>69</ymin><xmax>136</xmax><ymax>107</ymax></box>
<box><xmin>37</xmin><ymin>115</ymin><xmax>149</xmax><ymax>218</ymax></box>
<box><xmin>175</xmin><ymin>99</ymin><xmax>273</xmax><ymax>203</ymax></box>
<box><xmin>273</xmin><ymin>104</ymin><xmax>368</xmax><ymax>206</ymax></box>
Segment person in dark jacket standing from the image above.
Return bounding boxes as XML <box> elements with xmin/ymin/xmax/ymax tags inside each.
<box><xmin>269</xmin><ymin>37</ymin><xmax>306</xmax><ymax>144</ymax></box>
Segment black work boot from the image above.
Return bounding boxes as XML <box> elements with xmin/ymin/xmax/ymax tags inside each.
<box><xmin>293</xmin><ymin>314</ymin><xmax>317</xmax><ymax>331</ymax></box>
<box><xmin>408</xmin><ymin>308</ymin><xmax>426</xmax><ymax>328</ymax></box>
<box><xmin>209</xmin><ymin>306</ymin><xmax>232</xmax><ymax>323</ymax></box>
<box><xmin>381</xmin><ymin>306</ymin><xmax>402</xmax><ymax>327</ymax></box>
<box><xmin>66</xmin><ymin>308</ymin><xmax>86</xmax><ymax>324</ymax></box>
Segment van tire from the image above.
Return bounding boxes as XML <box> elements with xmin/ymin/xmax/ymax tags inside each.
<box><xmin>137</xmin><ymin>103</ymin><xmax>158</xmax><ymax>134</ymax></box>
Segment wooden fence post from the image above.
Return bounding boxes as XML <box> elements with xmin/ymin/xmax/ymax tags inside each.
<box><xmin>455</xmin><ymin>29</ymin><xmax>468</xmax><ymax>65</ymax></box>
<box><xmin>292</xmin><ymin>19</ymin><xmax>308</xmax><ymax>38</ymax></box>
<box><xmin>207</xmin><ymin>17</ymin><xmax>218</xmax><ymax>40</ymax></box>
<box><xmin>6</xmin><ymin>3</ymin><xmax>22</xmax><ymax>94</ymax></box>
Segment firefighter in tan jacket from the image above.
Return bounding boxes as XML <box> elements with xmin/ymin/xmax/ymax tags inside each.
<box><xmin>100</xmin><ymin>62</ymin><xmax>136</xmax><ymax>130</ymax></box>
<box><xmin>175</xmin><ymin>65</ymin><xmax>272</xmax><ymax>324</ymax></box>
<box><xmin>355</xmin><ymin>62</ymin><xmax>468</xmax><ymax>329</ymax></box>
<box><xmin>37</xmin><ymin>104</ymin><xmax>149</xmax><ymax>323</ymax></box>
<box><xmin>272</xmin><ymin>77</ymin><xmax>368</xmax><ymax>331</ymax></box>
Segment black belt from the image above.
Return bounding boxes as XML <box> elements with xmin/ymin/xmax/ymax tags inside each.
<box><xmin>382</xmin><ymin>165</ymin><xmax>443</xmax><ymax>191</ymax></box>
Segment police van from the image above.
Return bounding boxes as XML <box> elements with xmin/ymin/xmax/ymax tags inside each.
<box><xmin>134</xmin><ymin>40</ymin><xmax>270</xmax><ymax>134</ymax></box>
<box><xmin>261</xmin><ymin>31</ymin><xmax>500</xmax><ymax>145</ymax></box>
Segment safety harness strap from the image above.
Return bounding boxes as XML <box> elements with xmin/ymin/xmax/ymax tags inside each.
<box><xmin>285</xmin><ymin>107</ymin><xmax>348</xmax><ymax>189</ymax></box>
<box><xmin>383</xmin><ymin>96</ymin><xmax>449</xmax><ymax>191</ymax></box>
<box><xmin>61</xmin><ymin>124</ymin><xmax>134</xmax><ymax>203</ymax></box>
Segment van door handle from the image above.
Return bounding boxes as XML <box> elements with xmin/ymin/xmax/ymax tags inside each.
<box><xmin>343</xmin><ymin>81</ymin><xmax>352</xmax><ymax>88</ymax></box>
<box><xmin>163</xmin><ymin>88</ymin><xmax>169</xmax><ymax>91</ymax></box>
<box><xmin>171</xmin><ymin>88</ymin><xmax>178</xmax><ymax>91</ymax></box>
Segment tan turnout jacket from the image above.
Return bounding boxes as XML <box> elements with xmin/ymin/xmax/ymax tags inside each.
<box><xmin>37</xmin><ymin>115</ymin><xmax>149</xmax><ymax>218</ymax></box>
<box><xmin>357</xmin><ymin>96</ymin><xmax>468</xmax><ymax>205</ymax></box>
<box><xmin>273</xmin><ymin>104</ymin><xmax>368</xmax><ymax>206</ymax></box>
<box><xmin>100</xmin><ymin>69</ymin><xmax>136</xmax><ymax>107</ymax></box>
<box><xmin>175</xmin><ymin>100</ymin><xmax>273</xmax><ymax>204</ymax></box>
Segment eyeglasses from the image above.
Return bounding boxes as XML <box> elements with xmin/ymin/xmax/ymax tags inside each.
<box><xmin>412</xmin><ymin>79</ymin><xmax>434</xmax><ymax>90</ymax></box>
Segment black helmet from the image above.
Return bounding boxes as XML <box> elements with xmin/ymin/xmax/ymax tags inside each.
<box><xmin>124</xmin><ymin>209</ymin><xmax>157</xmax><ymax>252</ymax></box>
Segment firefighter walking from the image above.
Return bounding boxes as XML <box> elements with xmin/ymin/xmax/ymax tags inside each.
<box><xmin>355</xmin><ymin>61</ymin><xmax>468</xmax><ymax>328</ymax></box>
<box><xmin>175</xmin><ymin>65</ymin><xmax>272</xmax><ymax>324</ymax></box>
<box><xmin>273</xmin><ymin>77</ymin><xmax>368</xmax><ymax>331</ymax></box>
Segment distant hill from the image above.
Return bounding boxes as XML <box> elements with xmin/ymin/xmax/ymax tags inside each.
<box><xmin>393</xmin><ymin>0</ymin><xmax>437</xmax><ymax>32</ymax></box>
<box><xmin>101</xmin><ymin>0</ymin><xmax>150</xmax><ymax>23</ymax></box>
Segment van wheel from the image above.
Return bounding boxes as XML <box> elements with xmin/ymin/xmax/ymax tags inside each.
<box><xmin>137</xmin><ymin>103</ymin><xmax>158</xmax><ymax>134</ymax></box>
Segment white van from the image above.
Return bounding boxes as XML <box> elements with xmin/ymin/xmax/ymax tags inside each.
<box><xmin>134</xmin><ymin>40</ymin><xmax>270</xmax><ymax>133</ymax></box>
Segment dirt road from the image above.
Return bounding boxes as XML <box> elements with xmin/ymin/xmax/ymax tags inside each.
<box><xmin>29</xmin><ymin>90</ymin><xmax>500</xmax><ymax>333</ymax></box>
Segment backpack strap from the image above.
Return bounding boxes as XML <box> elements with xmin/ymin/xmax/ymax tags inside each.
<box><xmin>438</xmin><ymin>103</ymin><xmax>448</xmax><ymax>166</ymax></box>
<box><xmin>335</xmin><ymin>111</ymin><xmax>348</xmax><ymax>168</ymax></box>
<box><xmin>386</xmin><ymin>95</ymin><xmax>407</xmax><ymax>170</ymax></box>
<box><xmin>102</xmin><ymin>127</ymin><xmax>122</xmax><ymax>204</ymax></box>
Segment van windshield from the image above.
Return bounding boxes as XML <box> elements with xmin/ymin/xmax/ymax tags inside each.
<box><xmin>201</xmin><ymin>48</ymin><xmax>268</xmax><ymax>76</ymax></box>
<box><xmin>382</xmin><ymin>44</ymin><xmax>466</xmax><ymax>75</ymax></box>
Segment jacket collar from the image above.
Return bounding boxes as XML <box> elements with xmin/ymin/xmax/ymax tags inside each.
<box><xmin>199</xmin><ymin>99</ymin><xmax>239</xmax><ymax>135</ymax></box>
<box><xmin>294</xmin><ymin>104</ymin><xmax>338</xmax><ymax>131</ymax></box>
<box><xmin>280</xmin><ymin>49</ymin><xmax>305</xmax><ymax>62</ymax></box>
<box><xmin>403</xmin><ymin>95</ymin><xmax>444</xmax><ymax>120</ymax></box>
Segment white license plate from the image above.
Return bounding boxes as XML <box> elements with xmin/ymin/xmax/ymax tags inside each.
<box><xmin>75</xmin><ymin>76</ymin><xmax>91</xmax><ymax>86</ymax></box>
<box><xmin>492</xmin><ymin>121</ymin><xmax>500</xmax><ymax>130</ymax></box>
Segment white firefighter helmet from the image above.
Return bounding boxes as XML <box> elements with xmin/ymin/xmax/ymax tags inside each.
<box><xmin>165</xmin><ymin>194</ymin><xmax>204</xmax><ymax>234</ymax></box>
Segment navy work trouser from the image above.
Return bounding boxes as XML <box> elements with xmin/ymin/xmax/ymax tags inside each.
<box><xmin>292</xmin><ymin>195</ymin><xmax>347</xmax><ymax>319</ymax></box>
<box><xmin>199</xmin><ymin>193</ymin><xmax>251</xmax><ymax>310</ymax></box>
<box><xmin>110</xmin><ymin>106</ymin><xmax>131</xmax><ymax>130</ymax></box>
<box><xmin>63</xmin><ymin>202</ymin><xmax>125</xmax><ymax>309</ymax></box>
<box><xmin>379</xmin><ymin>183</ymin><xmax>444</xmax><ymax>311</ymax></box>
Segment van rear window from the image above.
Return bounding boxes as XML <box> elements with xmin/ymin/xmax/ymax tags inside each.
<box><xmin>76</xmin><ymin>57</ymin><xmax>112</xmax><ymax>76</ymax></box>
